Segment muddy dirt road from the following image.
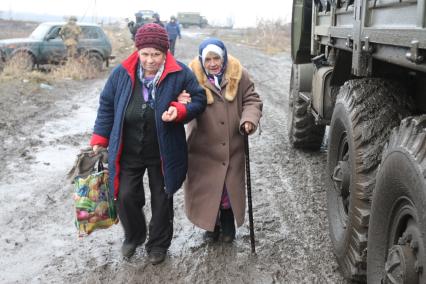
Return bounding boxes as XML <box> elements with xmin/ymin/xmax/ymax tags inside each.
<box><xmin>0</xmin><ymin>29</ymin><xmax>346</xmax><ymax>283</ymax></box>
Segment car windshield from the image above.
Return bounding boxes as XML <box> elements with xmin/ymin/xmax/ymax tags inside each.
<box><xmin>29</xmin><ymin>24</ymin><xmax>52</xmax><ymax>40</ymax></box>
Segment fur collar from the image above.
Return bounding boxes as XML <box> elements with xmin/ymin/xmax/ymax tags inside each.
<box><xmin>189</xmin><ymin>55</ymin><xmax>242</xmax><ymax>104</ymax></box>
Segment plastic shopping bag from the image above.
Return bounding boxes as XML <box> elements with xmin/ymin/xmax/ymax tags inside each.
<box><xmin>73</xmin><ymin>163</ymin><xmax>118</xmax><ymax>237</ymax></box>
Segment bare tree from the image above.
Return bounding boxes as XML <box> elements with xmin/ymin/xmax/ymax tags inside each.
<box><xmin>225</xmin><ymin>16</ymin><xmax>234</xmax><ymax>29</ymax></box>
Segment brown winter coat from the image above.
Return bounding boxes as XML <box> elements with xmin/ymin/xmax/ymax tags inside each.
<box><xmin>184</xmin><ymin>55</ymin><xmax>263</xmax><ymax>231</ymax></box>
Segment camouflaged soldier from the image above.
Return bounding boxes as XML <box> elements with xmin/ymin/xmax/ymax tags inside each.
<box><xmin>128</xmin><ymin>12</ymin><xmax>145</xmax><ymax>41</ymax></box>
<box><xmin>59</xmin><ymin>16</ymin><xmax>82</xmax><ymax>59</ymax></box>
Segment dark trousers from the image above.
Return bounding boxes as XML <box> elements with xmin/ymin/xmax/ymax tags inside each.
<box><xmin>117</xmin><ymin>163</ymin><xmax>173</xmax><ymax>253</ymax></box>
<box><xmin>169</xmin><ymin>39</ymin><xmax>177</xmax><ymax>55</ymax></box>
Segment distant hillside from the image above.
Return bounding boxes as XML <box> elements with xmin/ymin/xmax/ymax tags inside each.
<box><xmin>0</xmin><ymin>11</ymin><xmax>120</xmax><ymax>24</ymax></box>
<box><xmin>0</xmin><ymin>19</ymin><xmax>39</xmax><ymax>39</ymax></box>
<box><xmin>0</xmin><ymin>11</ymin><xmax>61</xmax><ymax>22</ymax></box>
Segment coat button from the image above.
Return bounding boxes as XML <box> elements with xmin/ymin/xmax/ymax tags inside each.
<box><xmin>220</xmin><ymin>122</ymin><xmax>224</xmax><ymax>125</ymax></box>
<box><xmin>222</xmin><ymin>142</ymin><xmax>226</xmax><ymax>146</ymax></box>
<box><xmin>222</xmin><ymin>162</ymin><xmax>226</xmax><ymax>166</ymax></box>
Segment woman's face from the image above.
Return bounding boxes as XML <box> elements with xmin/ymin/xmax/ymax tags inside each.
<box><xmin>203</xmin><ymin>52</ymin><xmax>223</xmax><ymax>75</ymax></box>
<box><xmin>138</xmin><ymin>47</ymin><xmax>166</xmax><ymax>75</ymax></box>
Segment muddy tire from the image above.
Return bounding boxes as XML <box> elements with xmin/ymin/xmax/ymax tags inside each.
<box><xmin>367</xmin><ymin>116</ymin><xmax>426</xmax><ymax>284</ymax></box>
<box><xmin>326</xmin><ymin>79</ymin><xmax>411</xmax><ymax>282</ymax></box>
<box><xmin>288</xmin><ymin>64</ymin><xmax>325</xmax><ymax>149</ymax></box>
<box><xmin>87</xmin><ymin>53</ymin><xmax>103</xmax><ymax>71</ymax></box>
<box><xmin>9</xmin><ymin>51</ymin><xmax>34</xmax><ymax>71</ymax></box>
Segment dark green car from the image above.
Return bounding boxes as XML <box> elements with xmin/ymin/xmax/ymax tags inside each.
<box><xmin>0</xmin><ymin>22</ymin><xmax>113</xmax><ymax>70</ymax></box>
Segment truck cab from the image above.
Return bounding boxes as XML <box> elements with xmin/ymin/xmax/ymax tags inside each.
<box><xmin>177</xmin><ymin>12</ymin><xmax>208</xmax><ymax>28</ymax></box>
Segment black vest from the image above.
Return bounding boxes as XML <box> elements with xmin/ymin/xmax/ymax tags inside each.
<box><xmin>121</xmin><ymin>74</ymin><xmax>161</xmax><ymax>166</ymax></box>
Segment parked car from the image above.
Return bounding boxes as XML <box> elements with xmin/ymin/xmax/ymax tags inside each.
<box><xmin>0</xmin><ymin>22</ymin><xmax>113</xmax><ymax>70</ymax></box>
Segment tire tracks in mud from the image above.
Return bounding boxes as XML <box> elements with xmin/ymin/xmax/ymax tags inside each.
<box><xmin>241</xmin><ymin>51</ymin><xmax>345</xmax><ymax>282</ymax></box>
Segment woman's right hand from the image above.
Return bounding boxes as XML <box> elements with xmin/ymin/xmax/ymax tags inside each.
<box><xmin>177</xmin><ymin>90</ymin><xmax>191</xmax><ymax>104</ymax></box>
<box><xmin>92</xmin><ymin>145</ymin><xmax>100</xmax><ymax>154</ymax></box>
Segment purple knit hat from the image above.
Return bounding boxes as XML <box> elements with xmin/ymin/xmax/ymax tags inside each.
<box><xmin>135</xmin><ymin>23</ymin><xmax>169</xmax><ymax>53</ymax></box>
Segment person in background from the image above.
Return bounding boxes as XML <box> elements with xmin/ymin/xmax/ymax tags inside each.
<box><xmin>90</xmin><ymin>23</ymin><xmax>206</xmax><ymax>264</ymax></box>
<box><xmin>180</xmin><ymin>38</ymin><xmax>262</xmax><ymax>243</ymax></box>
<box><xmin>152</xmin><ymin>13</ymin><xmax>164</xmax><ymax>27</ymax></box>
<box><xmin>165</xmin><ymin>16</ymin><xmax>181</xmax><ymax>56</ymax></box>
<box><xmin>128</xmin><ymin>12</ymin><xmax>144</xmax><ymax>41</ymax></box>
<box><xmin>59</xmin><ymin>16</ymin><xmax>81</xmax><ymax>59</ymax></box>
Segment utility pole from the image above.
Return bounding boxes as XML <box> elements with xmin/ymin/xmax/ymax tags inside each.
<box><xmin>93</xmin><ymin>0</ymin><xmax>97</xmax><ymax>24</ymax></box>
<box><xmin>8</xmin><ymin>3</ymin><xmax>12</xmax><ymax>20</ymax></box>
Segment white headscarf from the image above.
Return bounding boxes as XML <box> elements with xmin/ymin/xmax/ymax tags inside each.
<box><xmin>201</xmin><ymin>44</ymin><xmax>225</xmax><ymax>66</ymax></box>
<box><xmin>201</xmin><ymin>44</ymin><xmax>225</xmax><ymax>89</ymax></box>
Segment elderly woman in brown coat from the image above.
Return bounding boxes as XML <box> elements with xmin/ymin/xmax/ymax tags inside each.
<box><xmin>179</xmin><ymin>38</ymin><xmax>262</xmax><ymax>242</ymax></box>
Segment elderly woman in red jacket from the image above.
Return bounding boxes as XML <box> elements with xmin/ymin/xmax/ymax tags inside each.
<box><xmin>180</xmin><ymin>38</ymin><xmax>262</xmax><ymax>243</ymax></box>
<box><xmin>91</xmin><ymin>24</ymin><xmax>206</xmax><ymax>264</ymax></box>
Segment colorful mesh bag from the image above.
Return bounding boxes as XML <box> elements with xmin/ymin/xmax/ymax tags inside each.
<box><xmin>73</xmin><ymin>163</ymin><xmax>118</xmax><ymax>236</ymax></box>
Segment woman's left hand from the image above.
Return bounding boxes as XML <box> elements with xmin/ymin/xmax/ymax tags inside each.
<box><xmin>162</xmin><ymin>106</ymin><xmax>178</xmax><ymax>122</ymax></box>
<box><xmin>177</xmin><ymin>90</ymin><xmax>191</xmax><ymax>104</ymax></box>
<box><xmin>242</xmin><ymin>121</ymin><xmax>255</xmax><ymax>134</ymax></box>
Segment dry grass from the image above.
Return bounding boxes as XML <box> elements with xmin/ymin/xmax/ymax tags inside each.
<box><xmin>0</xmin><ymin>54</ymin><xmax>101</xmax><ymax>83</ymax></box>
<box><xmin>250</xmin><ymin>19</ymin><xmax>291</xmax><ymax>54</ymax></box>
<box><xmin>51</xmin><ymin>57</ymin><xmax>100</xmax><ymax>80</ymax></box>
<box><xmin>103</xmin><ymin>25</ymin><xmax>135</xmax><ymax>63</ymax></box>
<box><xmin>210</xmin><ymin>19</ymin><xmax>291</xmax><ymax>54</ymax></box>
<box><xmin>0</xmin><ymin>53</ymin><xmax>44</xmax><ymax>83</ymax></box>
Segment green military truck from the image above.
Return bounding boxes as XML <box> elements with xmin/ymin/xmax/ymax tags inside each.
<box><xmin>290</xmin><ymin>0</ymin><xmax>426</xmax><ymax>282</ymax></box>
<box><xmin>177</xmin><ymin>12</ymin><xmax>208</xmax><ymax>28</ymax></box>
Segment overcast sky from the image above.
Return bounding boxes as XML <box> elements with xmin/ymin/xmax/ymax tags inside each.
<box><xmin>0</xmin><ymin>0</ymin><xmax>292</xmax><ymax>27</ymax></box>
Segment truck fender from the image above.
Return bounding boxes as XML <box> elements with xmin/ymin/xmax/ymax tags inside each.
<box><xmin>78</xmin><ymin>48</ymin><xmax>105</xmax><ymax>61</ymax></box>
<box><xmin>10</xmin><ymin>48</ymin><xmax>35</xmax><ymax>60</ymax></box>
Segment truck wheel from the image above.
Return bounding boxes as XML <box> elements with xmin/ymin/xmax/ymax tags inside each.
<box><xmin>327</xmin><ymin>79</ymin><xmax>411</xmax><ymax>281</ymax></box>
<box><xmin>367</xmin><ymin>116</ymin><xmax>426</xmax><ymax>284</ymax></box>
<box><xmin>288</xmin><ymin>63</ymin><xmax>325</xmax><ymax>149</ymax></box>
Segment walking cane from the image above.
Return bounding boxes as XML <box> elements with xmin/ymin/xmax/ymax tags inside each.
<box><xmin>244</xmin><ymin>134</ymin><xmax>256</xmax><ymax>253</ymax></box>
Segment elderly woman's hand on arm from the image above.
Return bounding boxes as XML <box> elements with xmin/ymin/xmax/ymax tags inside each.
<box><xmin>177</xmin><ymin>90</ymin><xmax>191</xmax><ymax>104</ymax></box>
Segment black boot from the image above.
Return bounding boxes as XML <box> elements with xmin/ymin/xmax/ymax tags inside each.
<box><xmin>121</xmin><ymin>234</ymin><xmax>146</xmax><ymax>258</ymax></box>
<box><xmin>203</xmin><ymin>225</ymin><xmax>220</xmax><ymax>243</ymax></box>
<box><xmin>120</xmin><ymin>213</ymin><xmax>147</xmax><ymax>258</ymax></box>
<box><xmin>147</xmin><ymin>249</ymin><xmax>166</xmax><ymax>265</ymax></box>
<box><xmin>220</xmin><ymin>209</ymin><xmax>235</xmax><ymax>243</ymax></box>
